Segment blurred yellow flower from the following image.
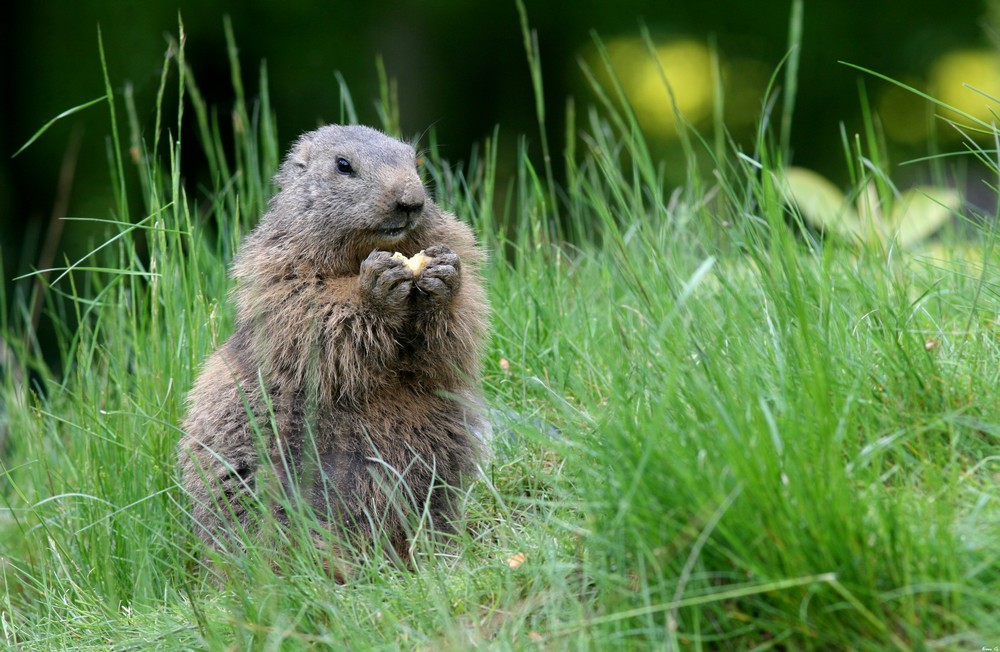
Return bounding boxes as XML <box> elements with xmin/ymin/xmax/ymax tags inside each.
<box><xmin>601</xmin><ymin>38</ymin><xmax>714</xmax><ymax>138</ymax></box>
<box><xmin>930</xmin><ymin>49</ymin><xmax>1000</xmax><ymax>130</ymax></box>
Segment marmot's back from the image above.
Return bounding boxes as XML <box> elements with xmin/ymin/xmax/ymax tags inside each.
<box><xmin>178</xmin><ymin>125</ymin><xmax>490</xmax><ymax>569</ymax></box>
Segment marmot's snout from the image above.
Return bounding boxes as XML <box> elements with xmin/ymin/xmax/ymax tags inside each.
<box><xmin>395</xmin><ymin>178</ymin><xmax>426</xmax><ymax>216</ymax></box>
<box><xmin>376</xmin><ymin>174</ymin><xmax>426</xmax><ymax>240</ymax></box>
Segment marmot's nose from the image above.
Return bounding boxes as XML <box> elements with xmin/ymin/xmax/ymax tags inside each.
<box><xmin>395</xmin><ymin>182</ymin><xmax>425</xmax><ymax>215</ymax></box>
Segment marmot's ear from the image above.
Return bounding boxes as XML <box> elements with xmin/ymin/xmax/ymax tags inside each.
<box><xmin>273</xmin><ymin>133</ymin><xmax>314</xmax><ymax>189</ymax></box>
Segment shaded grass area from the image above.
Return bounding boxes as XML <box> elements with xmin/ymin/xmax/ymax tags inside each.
<box><xmin>2</xmin><ymin>14</ymin><xmax>999</xmax><ymax>651</ymax></box>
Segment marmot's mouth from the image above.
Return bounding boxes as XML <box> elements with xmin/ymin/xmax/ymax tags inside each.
<box><xmin>375</xmin><ymin>220</ymin><xmax>413</xmax><ymax>241</ymax></box>
<box><xmin>379</xmin><ymin>226</ymin><xmax>408</xmax><ymax>238</ymax></box>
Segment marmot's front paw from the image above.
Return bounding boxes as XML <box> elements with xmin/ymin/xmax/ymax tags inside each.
<box><xmin>360</xmin><ymin>251</ymin><xmax>414</xmax><ymax>312</ymax></box>
<box><xmin>414</xmin><ymin>243</ymin><xmax>461</xmax><ymax>307</ymax></box>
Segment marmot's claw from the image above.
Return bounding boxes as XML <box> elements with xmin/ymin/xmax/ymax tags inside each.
<box><xmin>427</xmin><ymin>252</ymin><xmax>459</xmax><ymax>272</ymax></box>
<box><xmin>415</xmin><ymin>276</ymin><xmax>447</xmax><ymax>299</ymax></box>
<box><xmin>415</xmin><ymin>261</ymin><xmax>460</xmax><ymax>304</ymax></box>
<box><xmin>361</xmin><ymin>250</ymin><xmax>414</xmax><ymax>309</ymax></box>
<box><xmin>422</xmin><ymin>243</ymin><xmax>453</xmax><ymax>258</ymax></box>
<box><xmin>363</xmin><ymin>249</ymin><xmax>405</xmax><ymax>271</ymax></box>
<box><xmin>423</xmin><ymin>244</ymin><xmax>461</xmax><ymax>277</ymax></box>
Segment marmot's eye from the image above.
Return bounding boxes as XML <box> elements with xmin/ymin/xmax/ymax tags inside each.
<box><xmin>335</xmin><ymin>157</ymin><xmax>354</xmax><ymax>175</ymax></box>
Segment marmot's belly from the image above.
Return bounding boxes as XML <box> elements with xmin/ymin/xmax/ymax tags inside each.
<box><xmin>268</xmin><ymin>415</ymin><xmax>478</xmax><ymax>533</ymax></box>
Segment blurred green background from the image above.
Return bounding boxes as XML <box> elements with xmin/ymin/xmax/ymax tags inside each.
<box><xmin>2</xmin><ymin>1</ymin><xmax>997</xmax><ymax>287</ymax></box>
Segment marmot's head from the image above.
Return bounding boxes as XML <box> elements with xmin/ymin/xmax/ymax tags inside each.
<box><xmin>246</xmin><ymin>125</ymin><xmax>434</xmax><ymax>272</ymax></box>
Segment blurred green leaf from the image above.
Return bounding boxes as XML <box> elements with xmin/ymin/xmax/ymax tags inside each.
<box><xmin>887</xmin><ymin>187</ymin><xmax>958</xmax><ymax>248</ymax></box>
<box><xmin>778</xmin><ymin>166</ymin><xmax>860</xmax><ymax>240</ymax></box>
<box><xmin>780</xmin><ymin>167</ymin><xmax>957</xmax><ymax>248</ymax></box>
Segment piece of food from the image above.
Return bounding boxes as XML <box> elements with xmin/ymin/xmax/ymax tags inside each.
<box><xmin>392</xmin><ymin>250</ymin><xmax>431</xmax><ymax>276</ymax></box>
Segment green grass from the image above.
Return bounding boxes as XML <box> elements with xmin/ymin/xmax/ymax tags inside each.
<box><xmin>2</xmin><ymin>15</ymin><xmax>999</xmax><ymax>651</ymax></box>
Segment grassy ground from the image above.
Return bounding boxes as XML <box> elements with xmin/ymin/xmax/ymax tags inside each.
<box><xmin>2</xmin><ymin>18</ymin><xmax>999</xmax><ymax>651</ymax></box>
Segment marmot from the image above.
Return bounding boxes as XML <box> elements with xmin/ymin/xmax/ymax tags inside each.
<box><xmin>178</xmin><ymin>125</ymin><xmax>490</xmax><ymax>570</ymax></box>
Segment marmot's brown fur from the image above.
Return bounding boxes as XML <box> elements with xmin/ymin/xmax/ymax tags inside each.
<box><xmin>178</xmin><ymin>125</ymin><xmax>490</xmax><ymax>569</ymax></box>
